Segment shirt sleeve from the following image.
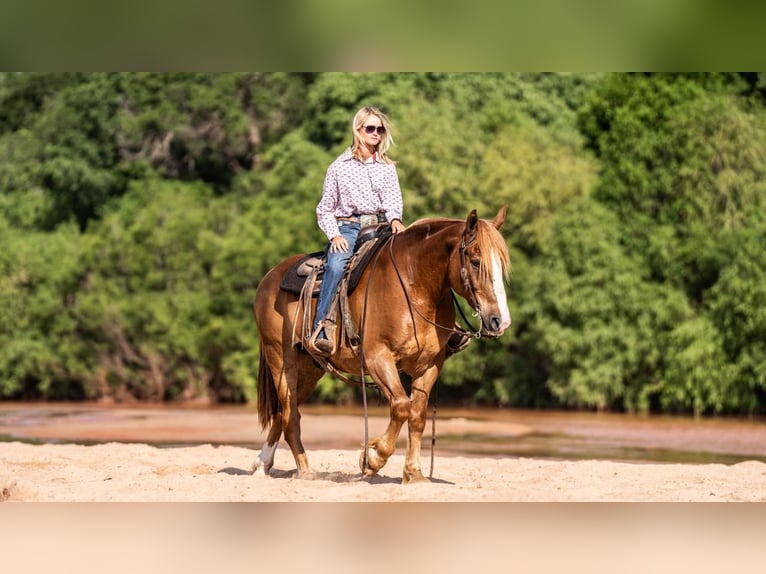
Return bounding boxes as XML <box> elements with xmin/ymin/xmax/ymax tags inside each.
<box><xmin>316</xmin><ymin>163</ymin><xmax>341</xmax><ymax>240</ymax></box>
<box><xmin>381</xmin><ymin>164</ymin><xmax>403</xmax><ymax>222</ymax></box>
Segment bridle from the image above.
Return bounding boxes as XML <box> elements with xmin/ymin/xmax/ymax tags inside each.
<box><xmin>458</xmin><ymin>235</ymin><xmax>484</xmax><ymax>332</ymax></box>
<box><xmin>389</xmin><ymin>230</ymin><xmax>485</xmax><ymax>341</ymax></box>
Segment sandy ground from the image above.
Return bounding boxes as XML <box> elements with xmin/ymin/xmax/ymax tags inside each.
<box><xmin>3</xmin><ymin>440</ymin><xmax>766</xmax><ymax>501</ymax></box>
<box><xmin>3</xmin><ymin>404</ymin><xmax>766</xmax><ymax>501</ymax></box>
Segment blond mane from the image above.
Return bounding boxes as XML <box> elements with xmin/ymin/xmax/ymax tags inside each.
<box><xmin>408</xmin><ymin>216</ymin><xmax>511</xmax><ymax>280</ymax></box>
<box><xmin>476</xmin><ymin>219</ymin><xmax>511</xmax><ymax>281</ymax></box>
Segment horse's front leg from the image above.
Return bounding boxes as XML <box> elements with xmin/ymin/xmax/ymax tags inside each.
<box><xmin>402</xmin><ymin>365</ymin><xmax>441</xmax><ymax>484</ymax></box>
<box><xmin>360</xmin><ymin>394</ymin><xmax>409</xmax><ymax>476</ymax></box>
<box><xmin>359</xmin><ymin>359</ymin><xmax>409</xmax><ymax>477</ymax></box>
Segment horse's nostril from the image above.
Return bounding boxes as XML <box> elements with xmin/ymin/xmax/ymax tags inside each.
<box><xmin>490</xmin><ymin>316</ymin><xmax>501</xmax><ymax>331</ymax></box>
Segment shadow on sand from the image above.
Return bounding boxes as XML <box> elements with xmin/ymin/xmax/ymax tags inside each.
<box><xmin>217</xmin><ymin>466</ymin><xmax>454</xmax><ymax>485</ymax></box>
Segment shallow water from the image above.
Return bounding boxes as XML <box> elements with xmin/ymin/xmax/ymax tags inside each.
<box><xmin>430</xmin><ymin>407</ymin><xmax>766</xmax><ymax>464</ymax></box>
<box><xmin>2</xmin><ymin>402</ymin><xmax>766</xmax><ymax>465</ymax></box>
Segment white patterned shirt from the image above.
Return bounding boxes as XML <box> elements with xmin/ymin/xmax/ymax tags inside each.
<box><xmin>316</xmin><ymin>147</ymin><xmax>403</xmax><ymax>240</ymax></box>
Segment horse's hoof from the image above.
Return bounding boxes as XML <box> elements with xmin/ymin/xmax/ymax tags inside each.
<box><xmin>359</xmin><ymin>448</ymin><xmax>384</xmax><ymax>476</ymax></box>
<box><xmin>251</xmin><ymin>460</ymin><xmax>271</xmax><ymax>477</ymax></box>
<box><xmin>402</xmin><ymin>470</ymin><xmax>430</xmax><ymax>484</ymax></box>
<box><xmin>296</xmin><ymin>470</ymin><xmax>318</xmax><ymax>480</ymax></box>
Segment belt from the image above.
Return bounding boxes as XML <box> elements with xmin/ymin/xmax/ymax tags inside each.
<box><xmin>337</xmin><ymin>213</ymin><xmax>386</xmax><ymax>226</ymax></box>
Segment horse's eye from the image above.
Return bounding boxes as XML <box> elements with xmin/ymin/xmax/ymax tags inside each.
<box><xmin>470</xmin><ymin>259</ymin><xmax>481</xmax><ymax>271</ymax></box>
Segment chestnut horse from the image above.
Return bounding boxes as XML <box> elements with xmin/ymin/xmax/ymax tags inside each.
<box><xmin>252</xmin><ymin>206</ymin><xmax>511</xmax><ymax>483</ymax></box>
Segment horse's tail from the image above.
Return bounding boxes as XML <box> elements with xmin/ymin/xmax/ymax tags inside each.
<box><xmin>256</xmin><ymin>343</ymin><xmax>278</xmax><ymax>431</ymax></box>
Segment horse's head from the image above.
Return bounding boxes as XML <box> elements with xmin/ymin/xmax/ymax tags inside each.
<box><xmin>454</xmin><ymin>206</ymin><xmax>512</xmax><ymax>338</ymax></box>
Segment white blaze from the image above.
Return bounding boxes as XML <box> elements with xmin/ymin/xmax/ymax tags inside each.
<box><xmin>491</xmin><ymin>253</ymin><xmax>512</xmax><ymax>331</ymax></box>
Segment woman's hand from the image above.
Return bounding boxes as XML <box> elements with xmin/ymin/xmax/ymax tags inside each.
<box><xmin>329</xmin><ymin>235</ymin><xmax>349</xmax><ymax>253</ymax></box>
<box><xmin>391</xmin><ymin>219</ymin><xmax>406</xmax><ymax>234</ymax></box>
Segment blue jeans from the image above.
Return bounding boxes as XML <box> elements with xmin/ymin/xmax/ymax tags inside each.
<box><xmin>314</xmin><ymin>220</ymin><xmax>360</xmax><ymax>331</ymax></box>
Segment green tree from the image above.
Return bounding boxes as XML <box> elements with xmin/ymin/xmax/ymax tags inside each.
<box><xmin>660</xmin><ymin>316</ymin><xmax>734</xmax><ymax>415</ymax></box>
<box><xmin>0</xmin><ymin>73</ymin><xmax>314</xmax><ymax>231</ymax></box>
<box><xmin>3</xmin><ymin>72</ymin><xmax>766</xmax><ymax>413</ymax></box>
<box><xmin>706</xmin><ymin>216</ymin><xmax>766</xmax><ymax>414</ymax></box>
<box><xmin>516</xmin><ymin>199</ymin><xmax>688</xmax><ymax>412</ymax></box>
<box><xmin>114</xmin><ymin>73</ymin><xmax>303</xmax><ymax>188</ymax></box>
<box><xmin>0</xmin><ymin>73</ymin><xmax>124</xmax><ymax>230</ymax></box>
<box><xmin>0</xmin><ymin>217</ymin><xmax>86</xmax><ymax>398</ymax></box>
<box><xmin>579</xmin><ymin>74</ymin><xmax>766</xmax><ymax>298</ymax></box>
<box><xmin>73</xmin><ymin>179</ymin><xmax>265</xmax><ymax>402</ymax></box>
<box><xmin>476</xmin><ymin>121</ymin><xmax>597</xmax><ymax>256</ymax></box>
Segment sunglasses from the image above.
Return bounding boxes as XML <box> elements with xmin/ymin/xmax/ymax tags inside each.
<box><xmin>363</xmin><ymin>125</ymin><xmax>386</xmax><ymax>135</ymax></box>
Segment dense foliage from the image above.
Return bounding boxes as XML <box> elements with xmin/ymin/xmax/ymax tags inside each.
<box><xmin>2</xmin><ymin>72</ymin><xmax>765</xmax><ymax>415</ymax></box>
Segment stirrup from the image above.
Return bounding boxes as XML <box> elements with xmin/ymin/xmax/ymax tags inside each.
<box><xmin>306</xmin><ymin>323</ymin><xmax>335</xmax><ymax>356</ymax></box>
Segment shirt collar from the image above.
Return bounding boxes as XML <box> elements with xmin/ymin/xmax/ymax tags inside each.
<box><xmin>341</xmin><ymin>147</ymin><xmax>377</xmax><ymax>163</ymax></box>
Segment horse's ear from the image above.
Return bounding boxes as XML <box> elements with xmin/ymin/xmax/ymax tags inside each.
<box><xmin>492</xmin><ymin>205</ymin><xmax>507</xmax><ymax>230</ymax></box>
<box><xmin>465</xmin><ymin>209</ymin><xmax>479</xmax><ymax>233</ymax></box>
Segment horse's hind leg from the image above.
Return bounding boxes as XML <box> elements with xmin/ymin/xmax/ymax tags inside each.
<box><xmin>280</xmin><ymin>391</ymin><xmax>313</xmax><ymax>478</ymax></box>
<box><xmin>281</xmin><ymin>410</ymin><xmax>312</xmax><ymax>478</ymax></box>
<box><xmin>278</xmin><ymin>361</ymin><xmax>324</xmax><ymax>479</ymax></box>
<box><xmin>252</xmin><ymin>374</ymin><xmax>315</xmax><ymax>478</ymax></box>
<box><xmin>252</xmin><ymin>418</ymin><xmax>283</xmax><ymax>476</ymax></box>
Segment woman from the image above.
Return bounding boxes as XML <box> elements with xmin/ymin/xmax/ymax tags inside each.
<box><xmin>310</xmin><ymin>105</ymin><xmax>406</xmax><ymax>355</ymax></box>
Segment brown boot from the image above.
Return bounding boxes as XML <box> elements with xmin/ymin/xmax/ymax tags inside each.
<box><xmin>446</xmin><ymin>325</ymin><xmax>472</xmax><ymax>356</ymax></box>
<box><xmin>306</xmin><ymin>325</ymin><xmax>334</xmax><ymax>356</ymax></box>
<box><xmin>314</xmin><ymin>334</ymin><xmax>334</xmax><ymax>355</ymax></box>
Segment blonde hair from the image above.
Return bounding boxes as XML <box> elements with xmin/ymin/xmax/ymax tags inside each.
<box><xmin>350</xmin><ymin>106</ymin><xmax>395</xmax><ymax>164</ymax></box>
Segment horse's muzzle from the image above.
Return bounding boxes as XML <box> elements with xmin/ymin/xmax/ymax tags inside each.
<box><xmin>481</xmin><ymin>313</ymin><xmax>511</xmax><ymax>337</ymax></box>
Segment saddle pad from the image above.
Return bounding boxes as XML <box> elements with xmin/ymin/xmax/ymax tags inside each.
<box><xmin>279</xmin><ymin>251</ymin><xmax>324</xmax><ymax>294</ymax></box>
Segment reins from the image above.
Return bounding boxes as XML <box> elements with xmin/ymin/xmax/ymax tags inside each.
<box><xmin>313</xmin><ymin>224</ymin><xmax>484</xmax><ymax>480</ymax></box>
<box><xmin>307</xmin><ymin>230</ymin><xmax>393</xmax><ymax>475</ymax></box>
<box><xmin>382</xmin><ymin>228</ymin><xmax>486</xmax><ymax>478</ymax></box>
<box><xmin>355</xmin><ymin>232</ymin><xmax>392</xmax><ymax>475</ymax></box>
<box><xmin>387</xmin><ymin>232</ymin><xmax>484</xmax><ymax>341</ymax></box>
<box><xmin>380</xmin><ymin>232</ymin><xmax>441</xmax><ymax>479</ymax></box>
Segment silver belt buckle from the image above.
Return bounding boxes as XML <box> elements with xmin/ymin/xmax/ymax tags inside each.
<box><xmin>359</xmin><ymin>214</ymin><xmax>378</xmax><ymax>227</ymax></box>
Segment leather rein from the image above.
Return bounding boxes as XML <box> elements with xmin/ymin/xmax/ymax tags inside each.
<box><xmin>314</xmin><ymin>227</ymin><xmax>485</xmax><ymax>479</ymax></box>
<box><xmin>387</xmin><ymin>231</ymin><xmax>485</xmax><ymax>341</ymax></box>
<box><xmin>322</xmin><ymin>227</ymin><xmax>483</xmax><ymax>382</ymax></box>
<box><xmin>355</xmin><ymin>228</ymin><xmax>482</xmax><ymax>479</ymax></box>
